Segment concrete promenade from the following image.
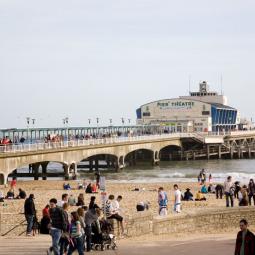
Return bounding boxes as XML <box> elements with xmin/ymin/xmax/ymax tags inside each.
<box><xmin>0</xmin><ymin>234</ymin><xmax>236</xmax><ymax>255</ymax></box>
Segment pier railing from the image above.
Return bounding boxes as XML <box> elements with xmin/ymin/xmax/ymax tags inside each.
<box><xmin>0</xmin><ymin>133</ymin><xmax>192</xmax><ymax>154</ymax></box>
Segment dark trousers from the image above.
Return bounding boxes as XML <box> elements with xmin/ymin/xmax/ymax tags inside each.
<box><xmin>25</xmin><ymin>214</ymin><xmax>34</xmax><ymax>234</ymax></box>
<box><xmin>225</xmin><ymin>192</ymin><xmax>234</xmax><ymax>207</ymax></box>
<box><xmin>216</xmin><ymin>189</ymin><xmax>223</xmax><ymax>199</ymax></box>
<box><xmin>248</xmin><ymin>194</ymin><xmax>255</xmax><ymax>206</ymax></box>
<box><xmin>59</xmin><ymin>236</ymin><xmax>69</xmax><ymax>255</ymax></box>
<box><xmin>85</xmin><ymin>225</ymin><xmax>92</xmax><ymax>251</ymax></box>
<box><xmin>67</xmin><ymin>236</ymin><xmax>84</xmax><ymax>255</ymax></box>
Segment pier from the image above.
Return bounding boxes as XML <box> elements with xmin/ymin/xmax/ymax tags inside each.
<box><xmin>1</xmin><ymin>129</ymin><xmax>255</xmax><ymax>184</ymax></box>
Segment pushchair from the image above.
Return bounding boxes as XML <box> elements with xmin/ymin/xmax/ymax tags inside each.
<box><xmin>91</xmin><ymin>219</ymin><xmax>117</xmax><ymax>251</ymax></box>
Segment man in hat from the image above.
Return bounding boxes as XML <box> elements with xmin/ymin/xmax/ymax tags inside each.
<box><xmin>183</xmin><ymin>188</ymin><xmax>193</xmax><ymax>201</ymax></box>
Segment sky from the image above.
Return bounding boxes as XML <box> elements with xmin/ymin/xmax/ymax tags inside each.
<box><xmin>0</xmin><ymin>0</ymin><xmax>255</xmax><ymax>128</ymax></box>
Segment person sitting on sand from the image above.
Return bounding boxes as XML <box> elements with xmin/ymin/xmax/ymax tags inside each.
<box><xmin>6</xmin><ymin>189</ymin><xmax>15</xmax><ymax>199</ymax></box>
<box><xmin>195</xmin><ymin>191</ymin><xmax>206</xmax><ymax>201</ymax></box>
<box><xmin>183</xmin><ymin>188</ymin><xmax>193</xmax><ymax>201</ymax></box>
<box><xmin>92</xmin><ymin>183</ymin><xmax>97</xmax><ymax>193</ymax></box>
<box><xmin>16</xmin><ymin>188</ymin><xmax>27</xmax><ymax>199</ymax></box>
<box><xmin>136</xmin><ymin>201</ymin><xmax>150</xmax><ymax>211</ymax></box>
<box><xmin>68</xmin><ymin>194</ymin><xmax>76</xmax><ymax>206</ymax></box>
<box><xmin>201</xmin><ymin>184</ymin><xmax>208</xmax><ymax>194</ymax></box>
<box><xmin>76</xmin><ymin>193</ymin><xmax>85</xmax><ymax>206</ymax></box>
<box><xmin>63</xmin><ymin>183</ymin><xmax>71</xmax><ymax>190</ymax></box>
<box><xmin>208</xmin><ymin>184</ymin><xmax>216</xmax><ymax>194</ymax></box>
<box><xmin>57</xmin><ymin>193</ymin><xmax>68</xmax><ymax>207</ymax></box>
<box><xmin>85</xmin><ymin>183</ymin><xmax>92</xmax><ymax>193</ymax></box>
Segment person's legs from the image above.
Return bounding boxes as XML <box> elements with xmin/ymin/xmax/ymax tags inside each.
<box><xmin>85</xmin><ymin>226</ymin><xmax>92</xmax><ymax>252</ymax></box>
<box><xmin>220</xmin><ymin>190</ymin><xmax>223</xmax><ymax>199</ymax></box>
<box><xmin>253</xmin><ymin>195</ymin><xmax>255</xmax><ymax>206</ymax></box>
<box><xmin>225</xmin><ymin>192</ymin><xmax>230</xmax><ymax>207</ymax></box>
<box><xmin>25</xmin><ymin>214</ymin><xmax>34</xmax><ymax>234</ymax></box>
<box><xmin>75</xmin><ymin>237</ymin><xmax>84</xmax><ymax>255</ymax></box>
<box><xmin>51</xmin><ymin>228</ymin><xmax>62</xmax><ymax>255</ymax></box>
<box><xmin>230</xmin><ymin>194</ymin><xmax>234</xmax><ymax>207</ymax></box>
<box><xmin>248</xmin><ymin>195</ymin><xmax>252</xmax><ymax>206</ymax></box>
<box><xmin>216</xmin><ymin>189</ymin><xmax>219</xmax><ymax>199</ymax></box>
<box><xmin>67</xmin><ymin>243</ymin><xmax>75</xmax><ymax>255</ymax></box>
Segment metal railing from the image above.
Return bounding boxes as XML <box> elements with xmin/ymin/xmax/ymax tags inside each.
<box><xmin>1</xmin><ymin>130</ymin><xmax>255</xmax><ymax>154</ymax></box>
<box><xmin>0</xmin><ymin>133</ymin><xmax>183</xmax><ymax>154</ymax></box>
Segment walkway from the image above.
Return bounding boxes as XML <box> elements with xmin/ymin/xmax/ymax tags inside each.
<box><xmin>0</xmin><ymin>235</ymin><xmax>236</xmax><ymax>255</ymax></box>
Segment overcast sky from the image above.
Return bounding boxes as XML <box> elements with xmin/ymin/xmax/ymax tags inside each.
<box><xmin>0</xmin><ymin>0</ymin><xmax>254</xmax><ymax>128</ymax></box>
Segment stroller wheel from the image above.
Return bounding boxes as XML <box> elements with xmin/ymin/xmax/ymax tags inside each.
<box><xmin>101</xmin><ymin>244</ymin><xmax>105</xmax><ymax>251</ymax></box>
<box><xmin>106</xmin><ymin>244</ymin><xmax>111</xmax><ymax>250</ymax></box>
<box><xmin>112</xmin><ymin>245</ymin><xmax>117</xmax><ymax>250</ymax></box>
<box><xmin>95</xmin><ymin>244</ymin><xmax>100</xmax><ymax>250</ymax></box>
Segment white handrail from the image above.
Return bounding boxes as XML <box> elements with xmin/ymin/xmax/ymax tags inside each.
<box><xmin>0</xmin><ymin>131</ymin><xmax>253</xmax><ymax>154</ymax></box>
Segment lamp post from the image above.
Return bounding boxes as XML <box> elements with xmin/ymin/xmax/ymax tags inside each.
<box><xmin>96</xmin><ymin>118</ymin><xmax>99</xmax><ymax>136</ymax></box>
<box><xmin>63</xmin><ymin>117</ymin><xmax>69</xmax><ymax>141</ymax></box>
<box><xmin>26</xmin><ymin>117</ymin><xmax>30</xmax><ymax>143</ymax></box>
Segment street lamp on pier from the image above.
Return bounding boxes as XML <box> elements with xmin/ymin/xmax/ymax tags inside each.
<box><xmin>63</xmin><ymin>117</ymin><xmax>69</xmax><ymax>141</ymax></box>
<box><xmin>96</xmin><ymin>118</ymin><xmax>99</xmax><ymax>136</ymax></box>
<box><xmin>26</xmin><ymin>117</ymin><xmax>30</xmax><ymax>143</ymax></box>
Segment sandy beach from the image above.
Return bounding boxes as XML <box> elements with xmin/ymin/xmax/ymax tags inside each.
<box><xmin>0</xmin><ymin>179</ymin><xmax>229</xmax><ymax>219</ymax></box>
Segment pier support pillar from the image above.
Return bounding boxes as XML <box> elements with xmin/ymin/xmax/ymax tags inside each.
<box><xmin>218</xmin><ymin>145</ymin><xmax>222</xmax><ymax>159</ymax></box>
<box><xmin>32</xmin><ymin>163</ymin><xmax>40</xmax><ymax>180</ymax></box>
<box><xmin>0</xmin><ymin>173</ymin><xmax>7</xmax><ymax>185</ymax></box>
<box><xmin>63</xmin><ymin>164</ymin><xmax>69</xmax><ymax>180</ymax></box>
<box><xmin>192</xmin><ymin>151</ymin><xmax>196</xmax><ymax>160</ymax></box>
<box><xmin>248</xmin><ymin>147</ymin><xmax>252</xmax><ymax>158</ymax></box>
<box><xmin>207</xmin><ymin>145</ymin><xmax>210</xmax><ymax>160</ymax></box>
<box><xmin>89</xmin><ymin>160</ymin><xmax>93</xmax><ymax>172</ymax></box>
<box><xmin>230</xmin><ymin>146</ymin><xmax>234</xmax><ymax>159</ymax></box>
<box><xmin>95</xmin><ymin>159</ymin><xmax>99</xmax><ymax>171</ymax></box>
<box><xmin>41</xmin><ymin>162</ymin><xmax>48</xmax><ymax>180</ymax></box>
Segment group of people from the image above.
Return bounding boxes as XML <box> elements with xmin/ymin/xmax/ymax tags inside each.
<box><xmin>23</xmin><ymin>192</ymin><xmax>124</xmax><ymax>255</ymax></box>
<box><xmin>158</xmin><ymin>184</ymin><xmax>182</xmax><ymax>215</ymax></box>
<box><xmin>223</xmin><ymin>176</ymin><xmax>255</xmax><ymax>207</ymax></box>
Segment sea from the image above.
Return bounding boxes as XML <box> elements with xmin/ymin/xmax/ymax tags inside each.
<box><xmin>14</xmin><ymin>159</ymin><xmax>255</xmax><ymax>184</ymax></box>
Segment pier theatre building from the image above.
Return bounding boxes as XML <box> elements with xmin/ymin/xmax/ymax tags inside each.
<box><xmin>136</xmin><ymin>81</ymin><xmax>239</xmax><ymax>132</ymax></box>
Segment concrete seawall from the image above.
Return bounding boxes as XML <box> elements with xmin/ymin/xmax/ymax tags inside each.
<box><xmin>1</xmin><ymin>207</ymin><xmax>254</xmax><ymax>237</ymax></box>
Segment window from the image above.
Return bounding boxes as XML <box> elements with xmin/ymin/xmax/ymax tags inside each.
<box><xmin>202</xmin><ymin>111</ymin><xmax>210</xmax><ymax>115</ymax></box>
<box><xmin>143</xmin><ymin>112</ymin><xmax>150</xmax><ymax>117</ymax></box>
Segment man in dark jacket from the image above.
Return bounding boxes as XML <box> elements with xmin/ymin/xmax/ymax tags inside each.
<box><xmin>235</xmin><ymin>219</ymin><xmax>255</xmax><ymax>255</ymax></box>
<box><xmin>49</xmin><ymin>198</ymin><xmax>67</xmax><ymax>255</ymax></box>
<box><xmin>24</xmin><ymin>194</ymin><xmax>36</xmax><ymax>236</ymax></box>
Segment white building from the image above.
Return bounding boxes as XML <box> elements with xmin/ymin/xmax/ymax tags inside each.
<box><xmin>136</xmin><ymin>81</ymin><xmax>238</xmax><ymax>132</ymax></box>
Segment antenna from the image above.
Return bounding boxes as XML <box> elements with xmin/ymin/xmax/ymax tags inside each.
<box><xmin>220</xmin><ymin>74</ymin><xmax>223</xmax><ymax>95</ymax></box>
<box><xmin>189</xmin><ymin>75</ymin><xmax>191</xmax><ymax>94</ymax></box>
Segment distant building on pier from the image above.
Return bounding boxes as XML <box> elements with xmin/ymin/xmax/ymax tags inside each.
<box><xmin>136</xmin><ymin>81</ymin><xmax>240</xmax><ymax>132</ymax></box>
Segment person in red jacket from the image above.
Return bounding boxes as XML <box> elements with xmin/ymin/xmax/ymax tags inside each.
<box><xmin>235</xmin><ymin>219</ymin><xmax>255</xmax><ymax>255</ymax></box>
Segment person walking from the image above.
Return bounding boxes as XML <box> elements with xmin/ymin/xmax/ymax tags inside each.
<box><xmin>158</xmin><ymin>187</ymin><xmax>168</xmax><ymax>216</ymax></box>
<box><xmin>49</xmin><ymin>198</ymin><xmax>67</xmax><ymax>255</ymax></box>
<box><xmin>67</xmin><ymin>212</ymin><xmax>84</xmax><ymax>255</ymax></box>
<box><xmin>85</xmin><ymin>208</ymin><xmax>100</xmax><ymax>252</ymax></box>
<box><xmin>235</xmin><ymin>219</ymin><xmax>255</xmax><ymax>255</ymax></box>
<box><xmin>248</xmin><ymin>179</ymin><xmax>255</xmax><ymax>206</ymax></box>
<box><xmin>224</xmin><ymin>176</ymin><xmax>234</xmax><ymax>207</ymax></box>
<box><xmin>215</xmin><ymin>184</ymin><xmax>224</xmax><ymax>199</ymax></box>
<box><xmin>24</xmin><ymin>194</ymin><xmax>36</xmax><ymax>236</ymax></box>
<box><xmin>173</xmin><ymin>184</ymin><xmax>181</xmax><ymax>213</ymax></box>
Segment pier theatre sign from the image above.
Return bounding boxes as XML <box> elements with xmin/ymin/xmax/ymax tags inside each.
<box><xmin>157</xmin><ymin>101</ymin><xmax>195</xmax><ymax>110</ymax></box>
